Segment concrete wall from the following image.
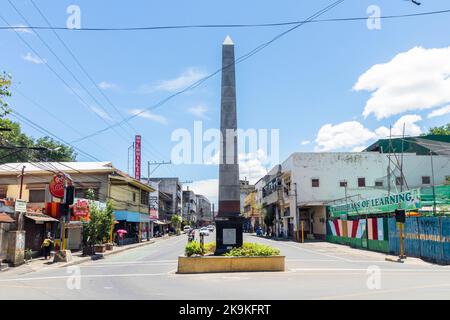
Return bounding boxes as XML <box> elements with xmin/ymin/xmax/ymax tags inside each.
<box><xmin>110</xmin><ymin>183</ymin><xmax>149</xmax><ymax>214</ymax></box>
<box><xmin>0</xmin><ymin>223</ymin><xmax>12</xmax><ymax>261</ymax></box>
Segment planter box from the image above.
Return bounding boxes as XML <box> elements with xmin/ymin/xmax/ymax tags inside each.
<box><xmin>177</xmin><ymin>255</ymin><xmax>285</xmax><ymax>274</ymax></box>
<box><xmin>94</xmin><ymin>245</ymin><xmax>106</xmax><ymax>253</ymax></box>
<box><xmin>105</xmin><ymin>243</ymin><xmax>114</xmax><ymax>251</ymax></box>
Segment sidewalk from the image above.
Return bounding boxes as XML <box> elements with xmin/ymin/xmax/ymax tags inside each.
<box><xmin>1</xmin><ymin>234</ymin><xmax>179</xmax><ymax>276</ymax></box>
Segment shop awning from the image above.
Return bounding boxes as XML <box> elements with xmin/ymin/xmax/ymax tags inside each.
<box><xmin>154</xmin><ymin>220</ymin><xmax>167</xmax><ymax>225</ymax></box>
<box><xmin>114</xmin><ymin>211</ymin><xmax>151</xmax><ymax>223</ymax></box>
<box><xmin>25</xmin><ymin>213</ymin><xmax>59</xmax><ymax>223</ymax></box>
<box><xmin>0</xmin><ymin>213</ymin><xmax>15</xmax><ymax>223</ymax></box>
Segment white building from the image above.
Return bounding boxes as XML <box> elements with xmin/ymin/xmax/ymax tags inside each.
<box><xmin>256</xmin><ymin>152</ymin><xmax>450</xmax><ymax>240</ymax></box>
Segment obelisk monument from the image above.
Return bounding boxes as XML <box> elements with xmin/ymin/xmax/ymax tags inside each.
<box><xmin>215</xmin><ymin>35</ymin><xmax>243</xmax><ymax>255</ymax></box>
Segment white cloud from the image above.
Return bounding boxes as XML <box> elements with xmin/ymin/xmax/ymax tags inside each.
<box><xmin>90</xmin><ymin>106</ymin><xmax>113</xmax><ymax>121</ymax></box>
<box><xmin>98</xmin><ymin>81</ymin><xmax>117</xmax><ymax>90</ymax></box>
<box><xmin>427</xmin><ymin>105</ymin><xmax>450</xmax><ymax>119</ymax></box>
<box><xmin>315</xmin><ymin>121</ymin><xmax>377</xmax><ymax>151</ymax></box>
<box><xmin>22</xmin><ymin>52</ymin><xmax>46</xmax><ymax>64</ymax></box>
<box><xmin>188</xmin><ymin>105</ymin><xmax>209</xmax><ymax>119</ymax></box>
<box><xmin>185</xmin><ymin>179</ymin><xmax>218</xmax><ymax>209</ymax></box>
<box><xmin>354</xmin><ymin>46</ymin><xmax>450</xmax><ymax>120</ymax></box>
<box><xmin>129</xmin><ymin>108</ymin><xmax>168</xmax><ymax>125</ymax></box>
<box><xmin>375</xmin><ymin>114</ymin><xmax>423</xmax><ymax>138</ymax></box>
<box><xmin>140</xmin><ymin>68</ymin><xmax>207</xmax><ymax>93</ymax></box>
<box><xmin>11</xmin><ymin>24</ymin><xmax>34</xmax><ymax>34</ymax></box>
<box><xmin>301</xmin><ymin>140</ymin><xmax>311</xmax><ymax>145</ymax></box>
<box><xmin>351</xmin><ymin>146</ymin><xmax>366</xmax><ymax>152</ymax></box>
<box><xmin>239</xmin><ymin>149</ymin><xmax>269</xmax><ymax>184</ymax></box>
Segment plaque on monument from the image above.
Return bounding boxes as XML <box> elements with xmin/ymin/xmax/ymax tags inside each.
<box><xmin>223</xmin><ymin>228</ymin><xmax>236</xmax><ymax>245</ymax></box>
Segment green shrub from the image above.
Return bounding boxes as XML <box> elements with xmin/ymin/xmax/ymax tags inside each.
<box><xmin>185</xmin><ymin>241</ymin><xmax>203</xmax><ymax>257</ymax></box>
<box><xmin>204</xmin><ymin>242</ymin><xmax>216</xmax><ymax>254</ymax></box>
<box><xmin>223</xmin><ymin>242</ymin><xmax>280</xmax><ymax>257</ymax></box>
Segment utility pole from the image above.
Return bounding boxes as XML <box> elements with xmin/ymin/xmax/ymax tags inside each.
<box><xmin>430</xmin><ymin>150</ymin><xmax>437</xmax><ymax>215</ymax></box>
<box><xmin>387</xmin><ymin>126</ymin><xmax>392</xmax><ymax>195</ymax></box>
<box><xmin>17</xmin><ymin>165</ymin><xmax>26</xmax><ymax>231</ymax></box>
<box><xmin>400</xmin><ymin>123</ymin><xmax>405</xmax><ymax>192</ymax></box>
<box><xmin>127</xmin><ymin>143</ymin><xmax>134</xmax><ymax>176</ymax></box>
<box><xmin>147</xmin><ymin>160</ymin><xmax>172</xmax><ymax>180</ymax></box>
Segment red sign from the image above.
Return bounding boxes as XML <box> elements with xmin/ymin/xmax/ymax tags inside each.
<box><xmin>49</xmin><ymin>174</ymin><xmax>65</xmax><ymax>198</ymax></box>
<box><xmin>73</xmin><ymin>199</ymin><xmax>89</xmax><ymax>217</ymax></box>
<box><xmin>135</xmin><ymin>135</ymin><xmax>141</xmax><ymax>180</ymax></box>
<box><xmin>149</xmin><ymin>209</ymin><xmax>158</xmax><ymax>220</ymax></box>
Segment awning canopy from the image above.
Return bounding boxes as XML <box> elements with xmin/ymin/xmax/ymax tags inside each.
<box><xmin>154</xmin><ymin>220</ymin><xmax>168</xmax><ymax>225</ymax></box>
<box><xmin>114</xmin><ymin>211</ymin><xmax>151</xmax><ymax>223</ymax></box>
<box><xmin>0</xmin><ymin>213</ymin><xmax>15</xmax><ymax>223</ymax></box>
<box><xmin>25</xmin><ymin>213</ymin><xmax>59</xmax><ymax>223</ymax></box>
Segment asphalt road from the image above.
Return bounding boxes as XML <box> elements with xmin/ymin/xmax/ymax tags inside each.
<box><xmin>0</xmin><ymin>231</ymin><xmax>449</xmax><ymax>300</ymax></box>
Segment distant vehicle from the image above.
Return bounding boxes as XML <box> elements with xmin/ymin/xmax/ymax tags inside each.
<box><xmin>199</xmin><ymin>227</ymin><xmax>210</xmax><ymax>236</ymax></box>
<box><xmin>207</xmin><ymin>225</ymin><xmax>214</xmax><ymax>232</ymax></box>
<box><xmin>183</xmin><ymin>226</ymin><xmax>191</xmax><ymax>233</ymax></box>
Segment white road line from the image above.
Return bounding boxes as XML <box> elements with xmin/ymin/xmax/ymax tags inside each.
<box><xmin>290</xmin><ymin>268</ymin><xmax>450</xmax><ymax>272</ymax></box>
<box><xmin>0</xmin><ymin>272</ymin><xmax>169</xmax><ymax>282</ymax></box>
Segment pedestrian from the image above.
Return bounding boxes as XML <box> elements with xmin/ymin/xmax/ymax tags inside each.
<box><xmin>41</xmin><ymin>232</ymin><xmax>54</xmax><ymax>260</ymax></box>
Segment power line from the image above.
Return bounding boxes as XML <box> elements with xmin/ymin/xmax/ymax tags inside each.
<box><xmin>1</xmin><ymin>9</ymin><xmax>449</xmax><ymax>32</ymax></box>
<box><xmin>5</xmin><ymin>2</ymin><xmax>132</xmax><ymax>145</ymax></box>
<box><xmin>72</xmin><ymin>0</ymin><xmax>347</xmax><ymax>143</ymax></box>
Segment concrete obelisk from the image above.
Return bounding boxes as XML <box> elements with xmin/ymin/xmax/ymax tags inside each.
<box><xmin>215</xmin><ymin>35</ymin><xmax>243</xmax><ymax>255</ymax></box>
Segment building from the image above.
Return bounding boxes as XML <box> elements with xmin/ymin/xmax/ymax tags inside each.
<box><xmin>149</xmin><ymin>178</ymin><xmax>182</xmax><ymax>219</ymax></box>
<box><xmin>257</xmin><ymin>151</ymin><xmax>450</xmax><ymax>240</ymax></box>
<box><xmin>0</xmin><ymin>162</ymin><xmax>155</xmax><ymax>257</ymax></box>
<box><xmin>243</xmin><ymin>190</ymin><xmax>261</xmax><ymax>232</ymax></box>
<box><xmin>182</xmin><ymin>189</ymin><xmax>197</xmax><ymax>225</ymax></box>
<box><xmin>196</xmin><ymin>194</ymin><xmax>212</xmax><ymax>227</ymax></box>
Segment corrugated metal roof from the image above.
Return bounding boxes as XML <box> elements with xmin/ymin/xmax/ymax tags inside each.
<box><xmin>0</xmin><ymin>213</ymin><xmax>14</xmax><ymax>223</ymax></box>
<box><xmin>0</xmin><ymin>162</ymin><xmax>114</xmax><ymax>175</ymax></box>
<box><xmin>25</xmin><ymin>213</ymin><xmax>59</xmax><ymax>223</ymax></box>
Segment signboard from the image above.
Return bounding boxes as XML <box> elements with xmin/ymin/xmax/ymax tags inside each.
<box><xmin>72</xmin><ymin>199</ymin><xmax>89</xmax><ymax>217</ymax></box>
<box><xmin>149</xmin><ymin>181</ymin><xmax>159</xmax><ymax>220</ymax></box>
<box><xmin>329</xmin><ymin>189</ymin><xmax>421</xmax><ymax>217</ymax></box>
<box><xmin>49</xmin><ymin>173</ymin><xmax>66</xmax><ymax>198</ymax></box>
<box><xmin>135</xmin><ymin>135</ymin><xmax>141</xmax><ymax>180</ymax></box>
<box><xmin>14</xmin><ymin>199</ymin><xmax>27</xmax><ymax>213</ymax></box>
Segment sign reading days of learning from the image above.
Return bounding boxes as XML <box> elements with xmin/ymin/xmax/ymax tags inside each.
<box><xmin>329</xmin><ymin>189</ymin><xmax>421</xmax><ymax>217</ymax></box>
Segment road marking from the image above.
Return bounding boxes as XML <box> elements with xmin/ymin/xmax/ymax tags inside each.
<box><xmin>290</xmin><ymin>268</ymin><xmax>450</xmax><ymax>272</ymax></box>
<box><xmin>0</xmin><ymin>272</ymin><xmax>169</xmax><ymax>282</ymax></box>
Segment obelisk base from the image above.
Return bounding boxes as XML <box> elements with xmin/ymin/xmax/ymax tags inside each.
<box><xmin>214</xmin><ymin>216</ymin><xmax>244</xmax><ymax>255</ymax></box>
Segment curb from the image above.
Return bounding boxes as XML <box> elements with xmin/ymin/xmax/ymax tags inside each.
<box><xmin>60</xmin><ymin>239</ymin><xmax>158</xmax><ymax>268</ymax></box>
<box><xmin>385</xmin><ymin>256</ymin><xmax>405</xmax><ymax>263</ymax></box>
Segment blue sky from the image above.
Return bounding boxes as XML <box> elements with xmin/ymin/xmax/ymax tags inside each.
<box><xmin>1</xmin><ymin>0</ymin><xmax>450</xmax><ymax>203</ymax></box>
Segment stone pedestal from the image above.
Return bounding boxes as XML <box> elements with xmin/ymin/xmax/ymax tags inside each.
<box><xmin>215</xmin><ymin>217</ymin><xmax>244</xmax><ymax>255</ymax></box>
<box><xmin>7</xmin><ymin>231</ymin><xmax>25</xmax><ymax>267</ymax></box>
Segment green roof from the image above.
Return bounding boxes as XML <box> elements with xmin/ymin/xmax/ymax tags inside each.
<box><xmin>364</xmin><ymin>135</ymin><xmax>450</xmax><ymax>155</ymax></box>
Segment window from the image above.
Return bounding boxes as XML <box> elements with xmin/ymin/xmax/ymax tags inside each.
<box><xmin>29</xmin><ymin>189</ymin><xmax>45</xmax><ymax>203</ymax></box>
<box><xmin>358</xmin><ymin>178</ymin><xmax>366</xmax><ymax>187</ymax></box>
<box><xmin>311</xmin><ymin>179</ymin><xmax>319</xmax><ymax>188</ymax></box>
<box><xmin>141</xmin><ymin>190</ymin><xmax>149</xmax><ymax>205</ymax></box>
<box><xmin>132</xmin><ymin>192</ymin><xmax>136</xmax><ymax>203</ymax></box>
<box><xmin>75</xmin><ymin>188</ymin><xmax>99</xmax><ymax>200</ymax></box>
<box><xmin>375</xmin><ymin>181</ymin><xmax>384</xmax><ymax>187</ymax></box>
<box><xmin>339</xmin><ymin>181</ymin><xmax>347</xmax><ymax>187</ymax></box>
<box><xmin>422</xmin><ymin>176</ymin><xmax>431</xmax><ymax>185</ymax></box>
<box><xmin>396</xmin><ymin>177</ymin><xmax>403</xmax><ymax>186</ymax></box>
<box><xmin>0</xmin><ymin>187</ymin><xmax>7</xmax><ymax>199</ymax></box>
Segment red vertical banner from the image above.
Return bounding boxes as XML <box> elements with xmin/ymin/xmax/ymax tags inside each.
<box><xmin>135</xmin><ymin>135</ymin><xmax>141</xmax><ymax>180</ymax></box>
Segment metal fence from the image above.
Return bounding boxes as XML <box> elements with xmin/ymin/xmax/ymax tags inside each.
<box><xmin>388</xmin><ymin>216</ymin><xmax>450</xmax><ymax>264</ymax></box>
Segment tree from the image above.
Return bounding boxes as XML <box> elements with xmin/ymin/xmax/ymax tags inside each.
<box><xmin>0</xmin><ymin>72</ymin><xmax>12</xmax><ymax>117</ymax></box>
<box><xmin>0</xmin><ymin>73</ymin><xmax>76</xmax><ymax>163</ymax></box>
<box><xmin>171</xmin><ymin>214</ymin><xmax>182</xmax><ymax>234</ymax></box>
<box><xmin>83</xmin><ymin>200</ymin><xmax>115</xmax><ymax>246</ymax></box>
<box><xmin>0</xmin><ymin>118</ymin><xmax>76</xmax><ymax>163</ymax></box>
<box><xmin>423</xmin><ymin>123</ymin><xmax>450</xmax><ymax>136</ymax></box>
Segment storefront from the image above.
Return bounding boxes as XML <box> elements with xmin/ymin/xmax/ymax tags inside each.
<box><xmin>24</xmin><ymin>212</ymin><xmax>59</xmax><ymax>254</ymax></box>
<box><xmin>114</xmin><ymin>211</ymin><xmax>152</xmax><ymax>245</ymax></box>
